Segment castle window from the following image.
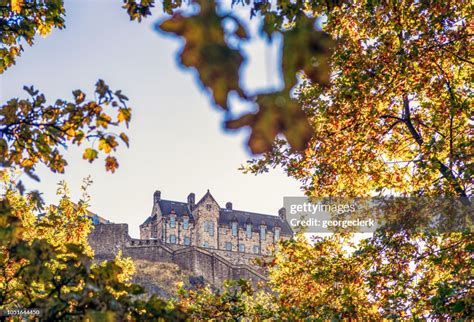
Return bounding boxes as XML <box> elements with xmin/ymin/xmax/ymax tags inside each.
<box><xmin>170</xmin><ymin>235</ymin><xmax>176</xmax><ymax>244</ymax></box>
<box><xmin>274</xmin><ymin>228</ymin><xmax>280</xmax><ymax>241</ymax></box>
<box><xmin>239</xmin><ymin>244</ymin><xmax>245</xmax><ymax>252</ymax></box>
<box><xmin>206</xmin><ymin>204</ymin><xmax>212</xmax><ymax>211</ymax></box>
<box><xmin>246</xmin><ymin>224</ymin><xmax>252</xmax><ymax>238</ymax></box>
<box><xmin>260</xmin><ymin>225</ymin><xmax>266</xmax><ymax>240</ymax></box>
<box><xmin>209</xmin><ymin>225</ymin><xmax>214</xmax><ymax>236</ymax></box>
<box><xmin>232</xmin><ymin>222</ymin><xmax>238</xmax><ymax>236</ymax></box>
<box><xmin>184</xmin><ymin>236</ymin><xmax>190</xmax><ymax>245</ymax></box>
<box><xmin>225</xmin><ymin>242</ymin><xmax>232</xmax><ymax>251</ymax></box>
<box><xmin>183</xmin><ymin>217</ymin><xmax>189</xmax><ymax>229</ymax></box>
<box><xmin>170</xmin><ymin>216</ymin><xmax>176</xmax><ymax>228</ymax></box>
<box><xmin>253</xmin><ymin>245</ymin><xmax>259</xmax><ymax>254</ymax></box>
<box><xmin>206</xmin><ymin>221</ymin><xmax>214</xmax><ymax>237</ymax></box>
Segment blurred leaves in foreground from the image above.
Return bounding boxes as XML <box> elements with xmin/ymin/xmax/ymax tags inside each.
<box><xmin>155</xmin><ymin>0</ymin><xmax>336</xmax><ymax>154</ymax></box>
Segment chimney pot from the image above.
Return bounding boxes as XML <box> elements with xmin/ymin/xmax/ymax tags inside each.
<box><xmin>188</xmin><ymin>193</ymin><xmax>195</xmax><ymax>208</ymax></box>
<box><xmin>154</xmin><ymin>191</ymin><xmax>161</xmax><ymax>203</ymax></box>
<box><xmin>278</xmin><ymin>207</ymin><xmax>286</xmax><ymax>220</ymax></box>
<box><xmin>226</xmin><ymin>202</ymin><xmax>232</xmax><ymax>210</ymax></box>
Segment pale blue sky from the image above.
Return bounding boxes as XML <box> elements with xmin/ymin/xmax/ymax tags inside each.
<box><xmin>0</xmin><ymin>0</ymin><xmax>303</xmax><ymax>237</ymax></box>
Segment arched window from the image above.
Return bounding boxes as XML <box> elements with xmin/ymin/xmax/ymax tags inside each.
<box><xmin>232</xmin><ymin>222</ymin><xmax>238</xmax><ymax>236</ymax></box>
<box><xmin>246</xmin><ymin>224</ymin><xmax>252</xmax><ymax>238</ymax></box>
<box><xmin>170</xmin><ymin>216</ymin><xmax>176</xmax><ymax>228</ymax></box>
<box><xmin>183</xmin><ymin>217</ymin><xmax>189</xmax><ymax>229</ymax></box>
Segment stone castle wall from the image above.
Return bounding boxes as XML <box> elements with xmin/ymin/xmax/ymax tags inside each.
<box><xmin>89</xmin><ymin>223</ymin><xmax>268</xmax><ymax>287</ymax></box>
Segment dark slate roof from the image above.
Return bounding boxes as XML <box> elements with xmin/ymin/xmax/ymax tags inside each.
<box><xmin>158</xmin><ymin>199</ymin><xmax>194</xmax><ymax>220</ymax></box>
<box><xmin>141</xmin><ymin>200</ymin><xmax>195</xmax><ymax>226</ymax></box>
<box><xmin>218</xmin><ymin>209</ymin><xmax>293</xmax><ymax>235</ymax></box>
<box><xmin>141</xmin><ymin>214</ymin><xmax>155</xmax><ymax>225</ymax></box>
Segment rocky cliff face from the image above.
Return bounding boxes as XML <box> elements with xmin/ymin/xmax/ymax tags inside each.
<box><xmin>131</xmin><ymin>260</ymin><xmax>207</xmax><ymax>299</ymax></box>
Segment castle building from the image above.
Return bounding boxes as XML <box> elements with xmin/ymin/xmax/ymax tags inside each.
<box><xmin>140</xmin><ymin>190</ymin><xmax>293</xmax><ymax>255</ymax></box>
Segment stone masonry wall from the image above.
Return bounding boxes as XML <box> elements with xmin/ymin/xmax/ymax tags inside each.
<box><xmin>89</xmin><ymin>223</ymin><xmax>267</xmax><ymax>287</ymax></box>
<box><xmin>193</xmin><ymin>196</ymin><xmax>219</xmax><ymax>249</ymax></box>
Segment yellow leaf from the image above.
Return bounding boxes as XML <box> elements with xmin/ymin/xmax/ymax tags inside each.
<box><xmin>98</xmin><ymin>139</ymin><xmax>111</xmax><ymax>153</ymax></box>
<box><xmin>11</xmin><ymin>0</ymin><xmax>23</xmax><ymax>13</ymax></box>
<box><xmin>66</xmin><ymin>127</ymin><xmax>76</xmax><ymax>137</ymax></box>
<box><xmin>38</xmin><ymin>23</ymin><xmax>52</xmax><ymax>37</ymax></box>
<box><xmin>82</xmin><ymin>148</ymin><xmax>98</xmax><ymax>163</ymax></box>
<box><xmin>119</xmin><ymin>133</ymin><xmax>129</xmax><ymax>147</ymax></box>
<box><xmin>21</xmin><ymin>159</ymin><xmax>34</xmax><ymax>168</ymax></box>
<box><xmin>117</xmin><ymin>108</ymin><xmax>131</xmax><ymax>126</ymax></box>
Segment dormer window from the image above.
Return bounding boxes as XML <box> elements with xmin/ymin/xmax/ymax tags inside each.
<box><xmin>260</xmin><ymin>225</ymin><xmax>266</xmax><ymax>240</ymax></box>
<box><xmin>246</xmin><ymin>224</ymin><xmax>252</xmax><ymax>238</ymax></box>
<box><xmin>232</xmin><ymin>222</ymin><xmax>238</xmax><ymax>236</ymax></box>
<box><xmin>183</xmin><ymin>217</ymin><xmax>189</xmax><ymax>229</ymax></box>
<box><xmin>170</xmin><ymin>216</ymin><xmax>176</xmax><ymax>228</ymax></box>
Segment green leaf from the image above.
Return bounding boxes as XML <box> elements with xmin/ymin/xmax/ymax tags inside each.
<box><xmin>83</xmin><ymin>148</ymin><xmax>98</xmax><ymax>163</ymax></box>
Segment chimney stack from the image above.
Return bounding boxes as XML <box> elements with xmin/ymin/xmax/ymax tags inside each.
<box><xmin>278</xmin><ymin>207</ymin><xmax>286</xmax><ymax>220</ymax></box>
<box><xmin>188</xmin><ymin>193</ymin><xmax>195</xmax><ymax>209</ymax></box>
<box><xmin>154</xmin><ymin>191</ymin><xmax>161</xmax><ymax>204</ymax></box>
<box><xmin>226</xmin><ymin>202</ymin><xmax>232</xmax><ymax>210</ymax></box>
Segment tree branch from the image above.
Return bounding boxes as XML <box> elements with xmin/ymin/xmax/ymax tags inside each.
<box><xmin>402</xmin><ymin>96</ymin><xmax>470</xmax><ymax>204</ymax></box>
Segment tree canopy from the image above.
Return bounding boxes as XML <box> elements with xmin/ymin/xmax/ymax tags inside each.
<box><xmin>242</xmin><ymin>1</ymin><xmax>472</xmax><ymax>200</ymax></box>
